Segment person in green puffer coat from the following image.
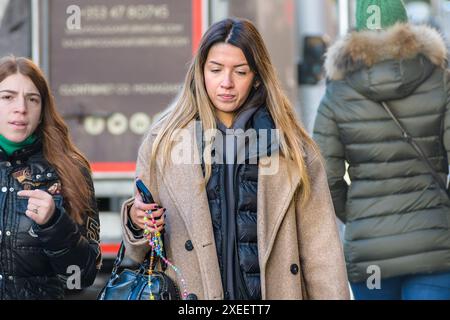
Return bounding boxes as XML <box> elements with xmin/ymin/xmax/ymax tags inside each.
<box><xmin>313</xmin><ymin>0</ymin><xmax>450</xmax><ymax>299</ymax></box>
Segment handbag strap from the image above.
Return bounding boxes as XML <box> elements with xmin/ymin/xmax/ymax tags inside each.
<box><xmin>111</xmin><ymin>241</ymin><xmax>152</xmax><ymax>276</ymax></box>
<box><xmin>111</xmin><ymin>241</ymin><xmax>126</xmax><ymax>276</ymax></box>
<box><xmin>381</xmin><ymin>101</ymin><xmax>448</xmax><ymax>194</ymax></box>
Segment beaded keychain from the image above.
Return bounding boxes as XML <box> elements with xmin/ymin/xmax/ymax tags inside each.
<box><xmin>143</xmin><ymin>208</ymin><xmax>188</xmax><ymax>300</ymax></box>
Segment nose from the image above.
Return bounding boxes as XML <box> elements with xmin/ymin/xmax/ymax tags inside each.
<box><xmin>14</xmin><ymin>95</ymin><xmax>27</xmax><ymax>114</ymax></box>
<box><xmin>220</xmin><ymin>72</ymin><xmax>234</xmax><ymax>89</ymax></box>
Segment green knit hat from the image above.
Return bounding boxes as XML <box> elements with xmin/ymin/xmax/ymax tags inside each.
<box><xmin>356</xmin><ymin>0</ymin><xmax>408</xmax><ymax>31</ymax></box>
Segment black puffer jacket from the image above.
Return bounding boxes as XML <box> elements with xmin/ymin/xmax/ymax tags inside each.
<box><xmin>204</xmin><ymin>105</ymin><xmax>276</xmax><ymax>300</ymax></box>
<box><xmin>0</xmin><ymin>139</ymin><xmax>101</xmax><ymax>299</ymax></box>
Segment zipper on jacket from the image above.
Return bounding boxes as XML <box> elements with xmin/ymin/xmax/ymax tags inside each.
<box><xmin>0</xmin><ymin>168</ymin><xmax>13</xmax><ymax>299</ymax></box>
<box><xmin>219</xmin><ymin>164</ymin><xmax>229</xmax><ymax>299</ymax></box>
<box><xmin>233</xmin><ymin>163</ymin><xmax>251</xmax><ymax>300</ymax></box>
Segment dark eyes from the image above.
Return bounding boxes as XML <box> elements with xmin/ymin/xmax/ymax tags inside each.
<box><xmin>209</xmin><ymin>69</ymin><xmax>248</xmax><ymax>75</ymax></box>
<box><xmin>0</xmin><ymin>95</ymin><xmax>40</xmax><ymax>103</ymax></box>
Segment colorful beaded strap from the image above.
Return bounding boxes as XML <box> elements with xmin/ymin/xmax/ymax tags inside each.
<box><xmin>144</xmin><ymin>209</ymin><xmax>188</xmax><ymax>300</ymax></box>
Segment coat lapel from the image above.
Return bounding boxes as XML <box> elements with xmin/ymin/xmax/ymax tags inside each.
<box><xmin>155</xmin><ymin>121</ymin><xmax>223</xmax><ymax>299</ymax></box>
<box><xmin>257</xmin><ymin>154</ymin><xmax>300</xmax><ymax>296</ymax></box>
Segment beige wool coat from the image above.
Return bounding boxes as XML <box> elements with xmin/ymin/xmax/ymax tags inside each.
<box><xmin>121</xmin><ymin>120</ymin><xmax>350</xmax><ymax>300</ymax></box>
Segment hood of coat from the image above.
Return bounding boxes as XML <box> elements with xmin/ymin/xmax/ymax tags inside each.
<box><xmin>324</xmin><ymin>23</ymin><xmax>448</xmax><ymax>101</ymax></box>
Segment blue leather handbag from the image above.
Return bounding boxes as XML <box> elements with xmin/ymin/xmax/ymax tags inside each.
<box><xmin>97</xmin><ymin>242</ymin><xmax>180</xmax><ymax>300</ymax></box>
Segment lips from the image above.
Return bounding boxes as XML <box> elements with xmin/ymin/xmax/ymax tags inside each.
<box><xmin>218</xmin><ymin>94</ymin><xmax>236</xmax><ymax>101</ymax></box>
<box><xmin>9</xmin><ymin>121</ymin><xmax>28</xmax><ymax>128</ymax></box>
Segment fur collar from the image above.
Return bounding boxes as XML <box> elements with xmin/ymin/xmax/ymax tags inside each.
<box><xmin>325</xmin><ymin>23</ymin><xmax>448</xmax><ymax>80</ymax></box>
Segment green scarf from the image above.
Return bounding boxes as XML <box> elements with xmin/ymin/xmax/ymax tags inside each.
<box><xmin>0</xmin><ymin>134</ymin><xmax>37</xmax><ymax>156</ymax></box>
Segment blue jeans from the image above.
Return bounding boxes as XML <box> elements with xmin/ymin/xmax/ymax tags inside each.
<box><xmin>351</xmin><ymin>271</ymin><xmax>450</xmax><ymax>300</ymax></box>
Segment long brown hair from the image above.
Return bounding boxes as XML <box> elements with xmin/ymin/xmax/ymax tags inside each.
<box><xmin>0</xmin><ymin>56</ymin><xmax>93</xmax><ymax>224</ymax></box>
<box><xmin>152</xmin><ymin>18</ymin><xmax>317</xmax><ymax>203</ymax></box>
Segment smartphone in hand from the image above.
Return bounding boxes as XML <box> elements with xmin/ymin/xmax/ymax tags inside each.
<box><xmin>136</xmin><ymin>178</ymin><xmax>167</xmax><ymax>268</ymax></box>
<box><xmin>136</xmin><ymin>178</ymin><xmax>162</xmax><ymax>222</ymax></box>
<box><xmin>136</xmin><ymin>178</ymin><xmax>154</xmax><ymax>204</ymax></box>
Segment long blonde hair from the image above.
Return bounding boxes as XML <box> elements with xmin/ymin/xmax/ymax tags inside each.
<box><xmin>151</xmin><ymin>18</ymin><xmax>316</xmax><ymax>203</ymax></box>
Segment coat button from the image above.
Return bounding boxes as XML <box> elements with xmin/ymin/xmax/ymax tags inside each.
<box><xmin>185</xmin><ymin>240</ymin><xmax>194</xmax><ymax>251</ymax></box>
<box><xmin>9</xmin><ymin>187</ymin><xmax>14</xmax><ymax>192</ymax></box>
<box><xmin>290</xmin><ymin>264</ymin><xmax>299</xmax><ymax>275</ymax></box>
<box><xmin>5</xmin><ymin>231</ymin><xmax>11</xmax><ymax>237</ymax></box>
<box><xmin>0</xmin><ymin>275</ymin><xmax>2</xmax><ymax>280</ymax></box>
<box><xmin>186</xmin><ymin>293</ymin><xmax>198</xmax><ymax>300</ymax></box>
<box><xmin>5</xmin><ymin>162</ymin><xmax>11</xmax><ymax>167</ymax></box>
<box><xmin>1</xmin><ymin>187</ymin><xmax>6</xmax><ymax>193</ymax></box>
<box><xmin>8</xmin><ymin>276</ymin><xmax>13</xmax><ymax>281</ymax></box>
<box><xmin>36</xmin><ymin>175</ymin><xmax>41</xmax><ymax>179</ymax></box>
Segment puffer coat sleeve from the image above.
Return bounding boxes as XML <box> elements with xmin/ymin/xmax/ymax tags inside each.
<box><xmin>33</xmin><ymin>171</ymin><xmax>101</xmax><ymax>288</ymax></box>
<box><xmin>313</xmin><ymin>95</ymin><xmax>348</xmax><ymax>223</ymax></box>
<box><xmin>443</xmin><ymin>70</ymin><xmax>450</xmax><ymax>163</ymax></box>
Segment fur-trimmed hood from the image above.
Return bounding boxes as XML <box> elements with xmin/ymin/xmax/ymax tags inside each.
<box><xmin>325</xmin><ymin>23</ymin><xmax>448</xmax><ymax>81</ymax></box>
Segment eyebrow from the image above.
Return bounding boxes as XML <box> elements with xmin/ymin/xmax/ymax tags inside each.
<box><xmin>0</xmin><ymin>90</ymin><xmax>41</xmax><ymax>97</ymax></box>
<box><xmin>207</xmin><ymin>61</ymin><xmax>249</xmax><ymax>68</ymax></box>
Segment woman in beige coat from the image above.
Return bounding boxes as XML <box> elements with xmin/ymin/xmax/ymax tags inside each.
<box><xmin>121</xmin><ymin>18</ymin><xmax>349</xmax><ymax>300</ymax></box>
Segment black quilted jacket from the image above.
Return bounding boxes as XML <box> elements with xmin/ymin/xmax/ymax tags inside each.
<box><xmin>204</xmin><ymin>106</ymin><xmax>276</xmax><ymax>300</ymax></box>
<box><xmin>0</xmin><ymin>138</ymin><xmax>101</xmax><ymax>299</ymax></box>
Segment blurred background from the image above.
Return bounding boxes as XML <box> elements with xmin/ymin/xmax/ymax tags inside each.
<box><xmin>0</xmin><ymin>0</ymin><xmax>449</xmax><ymax>299</ymax></box>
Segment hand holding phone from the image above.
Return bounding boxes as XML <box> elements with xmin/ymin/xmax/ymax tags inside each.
<box><xmin>135</xmin><ymin>178</ymin><xmax>167</xmax><ymax>267</ymax></box>
<box><xmin>133</xmin><ymin>178</ymin><xmax>165</xmax><ymax>230</ymax></box>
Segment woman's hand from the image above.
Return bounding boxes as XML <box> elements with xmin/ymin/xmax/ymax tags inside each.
<box><xmin>129</xmin><ymin>192</ymin><xmax>166</xmax><ymax>233</ymax></box>
<box><xmin>17</xmin><ymin>189</ymin><xmax>56</xmax><ymax>225</ymax></box>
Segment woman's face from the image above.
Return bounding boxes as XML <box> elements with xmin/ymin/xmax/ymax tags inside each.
<box><xmin>204</xmin><ymin>43</ymin><xmax>255</xmax><ymax>127</ymax></box>
<box><xmin>0</xmin><ymin>73</ymin><xmax>42</xmax><ymax>143</ymax></box>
